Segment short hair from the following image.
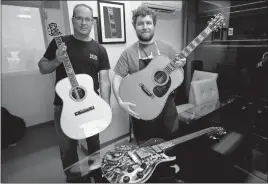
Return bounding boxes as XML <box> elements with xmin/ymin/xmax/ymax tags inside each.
<box><xmin>72</xmin><ymin>4</ymin><xmax>93</xmax><ymax>17</ymax></box>
<box><xmin>132</xmin><ymin>5</ymin><xmax>157</xmax><ymax>27</ymax></box>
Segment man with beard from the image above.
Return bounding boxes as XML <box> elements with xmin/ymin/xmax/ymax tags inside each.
<box><xmin>112</xmin><ymin>5</ymin><xmax>186</xmax><ymax>144</ymax></box>
<box><xmin>38</xmin><ymin>4</ymin><xmax>111</xmax><ymax>183</ymax></box>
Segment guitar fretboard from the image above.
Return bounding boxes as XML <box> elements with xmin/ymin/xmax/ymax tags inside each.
<box><xmin>164</xmin><ymin>27</ymin><xmax>212</xmax><ymax>74</ymax></box>
<box><xmin>157</xmin><ymin>127</ymin><xmax>214</xmax><ymax>150</ymax></box>
<box><xmin>179</xmin><ymin>27</ymin><xmax>212</xmax><ymax>58</ymax></box>
<box><xmin>54</xmin><ymin>36</ymin><xmax>79</xmax><ymax>88</ymax></box>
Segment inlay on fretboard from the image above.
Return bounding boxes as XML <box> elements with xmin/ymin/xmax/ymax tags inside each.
<box><xmin>157</xmin><ymin>127</ymin><xmax>213</xmax><ymax>150</ymax></box>
<box><xmin>164</xmin><ymin>13</ymin><xmax>226</xmax><ymax>74</ymax></box>
<box><xmin>178</xmin><ymin>27</ymin><xmax>212</xmax><ymax>59</ymax></box>
<box><xmin>54</xmin><ymin>37</ymin><xmax>79</xmax><ymax>88</ymax></box>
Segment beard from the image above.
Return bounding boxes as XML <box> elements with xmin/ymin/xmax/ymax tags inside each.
<box><xmin>137</xmin><ymin>31</ymin><xmax>154</xmax><ymax>42</ymax></box>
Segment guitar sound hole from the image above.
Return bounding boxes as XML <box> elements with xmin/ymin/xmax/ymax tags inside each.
<box><xmin>71</xmin><ymin>87</ymin><xmax>86</xmax><ymax>100</ymax></box>
<box><xmin>154</xmin><ymin>71</ymin><xmax>167</xmax><ymax>85</ymax></box>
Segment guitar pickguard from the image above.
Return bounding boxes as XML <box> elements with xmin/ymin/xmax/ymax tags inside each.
<box><xmin>101</xmin><ymin>145</ymin><xmax>174</xmax><ymax>183</ymax></box>
<box><xmin>153</xmin><ymin>77</ymin><xmax>171</xmax><ymax>97</ymax></box>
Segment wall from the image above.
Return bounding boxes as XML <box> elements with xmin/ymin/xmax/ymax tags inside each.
<box><xmin>1</xmin><ymin>74</ymin><xmax>55</xmax><ymax>126</ymax></box>
<box><xmin>185</xmin><ymin>0</ymin><xmax>231</xmax><ymax>93</ymax></box>
<box><xmin>154</xmin><ymin>10</ymin><xmax>183</xmax><ymax>52</ymax></box>
<box><xmin>194</xmin><ymin>0</ymin><xmax>231</xmax><ymax>71</ymax></box>
<box><xmin>1</xmin><ymin>2</ymin><xmax>62</xmax><ymax>127</ymax></box>
<box><xmin>0</xmin><ymin>5</ymin><xmax>2</xmax><ymax>119</ymax></box>
<box><xmin>185</xmin><ymin>0</ymin><xmax>197</xmax><ymax>93</ymax></box>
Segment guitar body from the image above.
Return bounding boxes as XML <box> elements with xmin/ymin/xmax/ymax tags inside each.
<box><xmin>101</xmin><ymin>138</ymin><xmax>176</xmax><ymax>183</ymax></box>
<box><xmin>56</xmin><ymin>74</ymin><xmax>112</xmax><ymax>140</ymax></box>
<box><xmin>119</xmin><ymin>55</ymin><xmax>184</xmax><ymax>120</ymax></box>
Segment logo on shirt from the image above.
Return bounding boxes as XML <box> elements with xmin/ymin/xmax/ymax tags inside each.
<box><xmin>90</xmin><ymin>53</ymin><xmax>98</xmax><ymax>60</ymax></box>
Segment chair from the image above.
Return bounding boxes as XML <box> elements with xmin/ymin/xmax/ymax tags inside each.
<box><xmin>176</xmin><ymin>70</ymin><xmax>219</xmax><ymax>114</ymax></box>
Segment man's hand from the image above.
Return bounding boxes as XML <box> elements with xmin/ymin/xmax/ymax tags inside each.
<box><xmin>174</xmin><ymin>54</ymin><xmax>186</xmax><ymax>68</ymax></box>
<box><xmin>112</xmin><ymin>74</ymin><xmax>140</xmax><ymax>119</ymax></box>
<box><xmin>118</xmin><ymin>99</ymin><xmax>140</xmax><ymax>119</ymax></box>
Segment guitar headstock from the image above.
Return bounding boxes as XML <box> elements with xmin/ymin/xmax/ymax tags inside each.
<box><xmin>257</xmin><ymin>52</ymin><xmax>268</xmax><ymax>68</ymax></box>
<box><xmin>262</xmin><ymin>52</ymin><xmax>268</xmax><ymax>63</ymax></box>
<box><xmin>207</xmin><ymin>13</ymin><xmax>226</xmax><ymax>32</ymax></box>
<box><xmin>47</xmin><ymin>22</ymin><xmax>62</xmax><ymax>37</ymax></box>
<box><xmin>208</xmin><ymin>126</ymin><xmax>227</xmax><ymax>139</ymax></box>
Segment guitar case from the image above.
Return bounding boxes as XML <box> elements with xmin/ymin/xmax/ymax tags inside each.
<box><xmin>1</xmin><ymin>107</ymin><xmax>26</xmax><ymax>148</ymax></box>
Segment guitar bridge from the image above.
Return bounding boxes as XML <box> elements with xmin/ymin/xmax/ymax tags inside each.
<box><xmin>74</xmin><ymin>106</ymin><xmax>95</xmax><ymax>116</ymax></box>
<box><xmin>127</xmin><ymin>151</ymin><xmax>141</xmax><ymax>164</ymax></box>
<box><xmin>139</xmin><ymin>83</ymin><xmax>155</xmax><ymax>99</ymax></box>
<box><xmin>151</xmin><ymin>145</ymin><xmax>163</xmax><ymax>153</ymax></box>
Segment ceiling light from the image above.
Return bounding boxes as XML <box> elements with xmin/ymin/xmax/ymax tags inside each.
<box><xmin>16</xmin><ymin>14</ymin><xmax>31</xmax><ymax>18</ymax></box>
<box><xmin>20</xmin><ymin>7</ymin><xmax>31</xmax><ymax>11</ymax></box>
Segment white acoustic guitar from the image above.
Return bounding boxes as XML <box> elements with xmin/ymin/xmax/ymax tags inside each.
<box><xmin>119</xmin><ymin>13</ymin><xmax>226</xmax><ymax>120</ymax></box>
<box><xmin>47</xmin><ymin>23</ymin><xmax>112</xmax><ymax>140</ymax></box>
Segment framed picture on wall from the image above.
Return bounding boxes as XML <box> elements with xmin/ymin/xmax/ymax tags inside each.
<box><xmin>212</xmin><ymin>29</ymin><xmax>222</xmax><ymax>41</ymax></box>
<box><xmin>97</xmin><ymin>0</ymin><xmax>126</xmax><ymax>44</ymax></box>
<box><xmin>90</xmin><ymin>17</ymin><xmax>100</xmax><ymax>42</ymax></box>
<box><xmin>212</xmin><ymin>28</ymin><xmax>228</xmax><ymax>41</ymax></box>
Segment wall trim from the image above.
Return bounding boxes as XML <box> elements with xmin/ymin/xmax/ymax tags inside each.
<box><xmin>27</xmin><ymin>120</ymin><xmax>54</xmax><ymax>130</ymax></box>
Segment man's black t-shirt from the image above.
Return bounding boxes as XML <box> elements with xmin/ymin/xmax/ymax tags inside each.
<box><xmin>43</xmin><ymin>35</ymin><xmax>110</xmax><ymax>106</ymax></box>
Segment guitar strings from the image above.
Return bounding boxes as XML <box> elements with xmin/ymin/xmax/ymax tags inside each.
<box><xmin>139</xmin><ymin>45</ymin><xmax>188</xmax><ymax>82</ymax></box>
<box><xmin>139</xmin><ymin>46</ymin><xmax>167</xmax><ymax>80</ymax></box>
<box><xmin>139</xmin><ymin>44</ymin><xmax>184</xmax><ymax>81</ymax></box>
<box><xmin>159</xmin><ymin>128</ymin><xmax>213</xmax><ymax>149</ymax></box>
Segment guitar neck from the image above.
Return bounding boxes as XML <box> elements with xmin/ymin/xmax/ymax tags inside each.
<box><xmin>54</xmin><ymin>36</ymin><xmax>79</xmax><ymax>88</ymax></box>
<box><xmin>157</xmin><ymin>128</ymin><xmax>214</xmax><ymax>150</ymax></box>
<box><xmin>178</xmin><ymin>27</ymin><xmax>212</xmax><ymax>59</ymax></box>
<box><xmin>164</xmin><ymin>27</ymin><xmax>213</xmax><ymax>74</ymax></box>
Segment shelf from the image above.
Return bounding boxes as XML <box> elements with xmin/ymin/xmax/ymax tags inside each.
<box><xmin>204</xmin><ymin>39</ymin><xmax>268</xmax><ymax>43</ymax></box>
<box><xmin>203</xmin><ymin>44</ymin><xmax>268</xmax><ymax>48</ymax></box>
<box><xmin>204</xmin><ymin>39</ymin><xmax>268</xmax><ymax>42</ymax></box>
<box><xmin>197</xmin><ymin>0</ymin><xmax>268</xmax><ymax>17</ymax></box>
<box><xmin>201</xmin><ymin>39</ymin><xmax>268</xmax><ymax>48</ymax></box>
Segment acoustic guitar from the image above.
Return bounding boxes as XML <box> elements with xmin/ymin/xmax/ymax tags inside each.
<box><xmin>47</xmin><ymin>22</ymin><xmax>112</xmax><ymax>140</ymax></box>
<box><xmin>119</xmin><ymin>13</ymin><xmax>226</xmax><ymax>120</ymax></box>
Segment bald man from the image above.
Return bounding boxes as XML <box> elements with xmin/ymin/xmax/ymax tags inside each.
<box><xmin>38</xmin><ymin>4</ymin><xmax>110</xmax><ymax>182</ymax></box>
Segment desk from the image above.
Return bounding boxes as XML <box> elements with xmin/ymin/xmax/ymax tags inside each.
<box><xmin>178</xmin><ymin>96</ymin><xmax>267</xmax><ymax>182</ymax></box>
<box><xmin>48</xmin><ymin>97</ymin><xmax>267</xmax><ymax>183</ymax></box>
